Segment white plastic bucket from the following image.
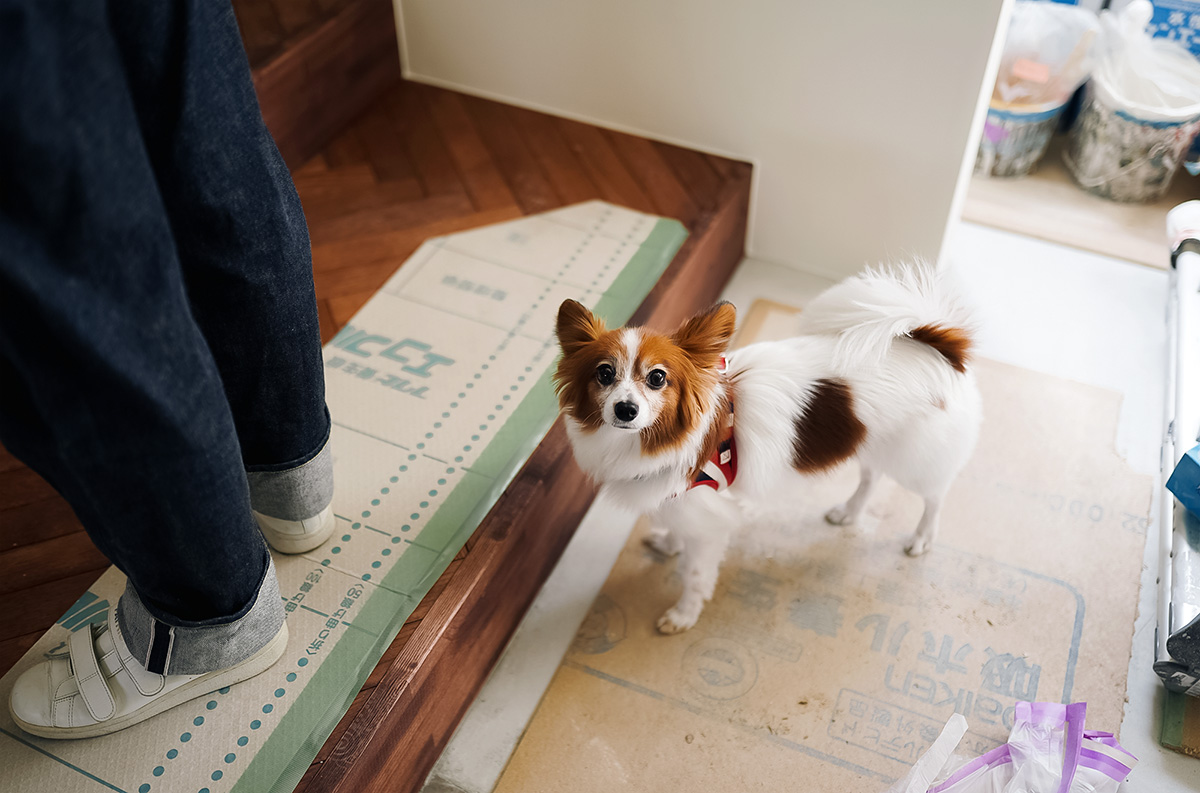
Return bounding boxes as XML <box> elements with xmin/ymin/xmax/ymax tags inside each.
<box><xmin>1065</xmin><ymin>73</ymin><xmax>1200</xmax><ymax>202</ymax></box>
<box><xmin>976</xmin><ymin>100</ymin><xmax>1070</xmax><ymax>177</ymax></box>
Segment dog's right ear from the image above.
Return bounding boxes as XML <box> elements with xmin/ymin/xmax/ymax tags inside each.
<box><xmin>556</xmin><ymin>299</ymin><xmax>606</xmax><ymax>355</ymax></box>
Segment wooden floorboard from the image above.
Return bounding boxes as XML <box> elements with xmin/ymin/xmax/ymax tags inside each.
<box><xmin>247</xmin><ymin>0</ymin><xmax>401</xmax><ymax>168</ymax></box>
<box><xmin>272</xmin><ymin>0</ymin><xmax>326</xmax><ymax>39</ymax></box>
<box><xmin>423</xmin><ymin>88</ymin><xmax>519</xmax><ymax>212</ymax></box>
<box><xmin>461</xmin><ymin>95</ymin><xmax>562</xmax><ymax>214</ymax></box>
<box><xmin>0</xmin><ymin>74</ymin><xmax>751</xmax><ymax>792</ymax></box>
<box><xmin>0</xmin><ymin>497</ymin><xmax>83</xmax><ymax>551</ymax></box>
<box><xmin>555</xmin><ymin>118</ymin><xmax>658</xmax><ymax>214</ymax></box>
<box><xmin>605</xmin><ymin>129</ymin><xmax>700</xmax><ymax>221</ymax></box>
<box><xmin>392</xmin><ymin>83</ymin><xmax>467</xmax><ymax>199</ymax></box>
<box><xmin>233</xmin><ymin>0</ymin><xmax>287</xmax><ymax>68</ymax></box>
<box><xmin>1</xmin><ymin>570</ymin><xmax>111</xmax><ymax>645</ymax></box>
<box><xmin>308</xmin><ymin>193</ymin><xmax>477</xmax><ymax>248</ymax></box>
<box><xmin>1</xmin><ymin>532</ymin><xmax>110</xmax><ymax>597</ymax></box>
<box><xmin>295</xmin><ymin>170</ymin><xmax>425</xmax><ymax>225</ymax></box>
<box><xmin>654</xmin><ymin>141</ymin><xmax>726</xmax><ymax>212</ymax></box>
<box><xmin>0</xmin><ymin>446</ymin><xmax>23</xmax><ymax>473</ymax></box>
<box><xmin>0</xmin><ymin>464</ymin><xmax>58</xmax><ymax>509</ymax></box>
<box><xmin>322</xmin><ymin>125</ymin><xmax>371</xmax><ymax>169</ymax></box>
<box><xmin>506</xmin><ymin>106</ymin><xmax>603</xmax><ymax>206</ymax></box>
<box><xmin>234</xmin><ymin>0</ymin><xmax>357</xmax><ymax>71</ymax></box>
<box><xmin>355</xmin><ymin>103</ymin><xmax>421</xmax><ymax>184</ymax></box>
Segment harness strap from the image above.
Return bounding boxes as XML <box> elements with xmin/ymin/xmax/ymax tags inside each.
<box><xmin>688</xmin><ymin>355</ymin><xmax>736</xmax><ymax>493</ymax></box>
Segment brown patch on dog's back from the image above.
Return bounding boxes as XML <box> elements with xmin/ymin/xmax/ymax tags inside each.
<box><xmin>909</xmin><ymin>324</ymin><xmax>971</xmax><ymax>373</ymax></box>
<box><xmin>792</xmin><ymin>379</ymin><xmax>866</xmax><ymax>473</ymax></box>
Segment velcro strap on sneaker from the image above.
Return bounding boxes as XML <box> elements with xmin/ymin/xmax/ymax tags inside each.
<box><xmin>70</xmin><ymin>626</ymin><xmax>115</xmax><ymax>722</ymax></box>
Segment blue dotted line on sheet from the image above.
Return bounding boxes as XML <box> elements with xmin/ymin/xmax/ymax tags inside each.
<box><xmin>324</xmin><ymin>221</ymin><xmax>610</xmax><ymax>576</ymax></box>
<box><xmin>199</xmin><ymin>660</ymin><xmax>304</xmax><ymax>790</ymax></box>
<box><xmin>589</xmin><ymin>210</ymin><xmax>641</xmax><ymax>292</ymax></box>
<box><xmin>137</xmin><ymin>686</ymin><xmax>231</xmax><ymax>792</ymax></box>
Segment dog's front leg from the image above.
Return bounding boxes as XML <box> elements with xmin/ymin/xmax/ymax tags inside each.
<box><xmin>644</xmin><ymin>525</ymin><xmax>683</xmax><ymax>556</ymax></box>
<box><xmin>905</xmin><ymin>494</ymin><xmax>942</xmax><ymax>556</ymax></box>
<box><xmin>653</xmin><ymin>489</ymin><xmax>736</xmax><ymax>635</ymax></box>
<box><xmin>825</xmin><ymin>463</ymin><xmax>877</xmax><ymax>530</ymax></box>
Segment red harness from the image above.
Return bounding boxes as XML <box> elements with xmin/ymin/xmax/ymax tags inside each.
<box><xmin>688</xmin><ymin>356</ymin><xmax>737</xmax><ymax>493</ymax></box>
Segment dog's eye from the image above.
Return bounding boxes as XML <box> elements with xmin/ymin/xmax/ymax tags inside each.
<box><xmin>646</xmin><ymin>369</ymin><xmax>666</xmax><ymax>389</ymax></box>
<box><xmin>596</xmin><ymin>364</ymin><xmax>615</xmax><ymax>386</ymax></box>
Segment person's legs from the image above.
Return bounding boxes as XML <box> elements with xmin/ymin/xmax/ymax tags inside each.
<box><xmin>107</xmin><ymin>0</ymin><xmax>334</xmax><ymax>550</ymax></box>
<box><xmin>0</xmin><ymin>0</ymin><xmax>283</xmax><ymax>735</ymax></box>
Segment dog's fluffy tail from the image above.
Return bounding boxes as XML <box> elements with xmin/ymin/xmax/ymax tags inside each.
<box><xmin>796</xmin><ymin>260</ymin><xmax>974</xmax><ymax>373</ymax></box>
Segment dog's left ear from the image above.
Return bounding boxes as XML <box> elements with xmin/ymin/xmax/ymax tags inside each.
<box><xmin>672</xmin><ymin>302</ymin><xmax>736</xmax><ymax>366</ymax></box>
<box><xmin>556</xmin><ymin>299</ymin><xmax>606</xmax><ymax>355</ymax></box>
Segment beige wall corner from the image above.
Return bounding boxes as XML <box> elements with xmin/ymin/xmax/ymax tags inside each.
<box><xmin>394</xmin><ymin>0</ymin><xmax>1009</xmax><ymax>279</ymax></box>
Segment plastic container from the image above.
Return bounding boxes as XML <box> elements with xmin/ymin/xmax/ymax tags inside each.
<box><xmin>974</xmin><ymin>0</ymin><xmax>1099</xmax><ymax>177</ymax></box>
<box><xmin>976</xmin><ymin>100</ymin><xmax>1070</xmax><ymax>177</ymax></box>
<box><xmin>1065</xmin><ymin>0</ymin><xmax>1200</xmax><ymax>201</ymax></box>
<box><xmin>1065</xmin><ymin>73</ymin><xmax>1200</xmax><ymax>201</ymax></box>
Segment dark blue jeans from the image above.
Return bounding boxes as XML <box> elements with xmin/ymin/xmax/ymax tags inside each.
<box><xmin>0</xmin><ymin>0</ymin><xmax>328</xmax><ymax>670</ymax></box>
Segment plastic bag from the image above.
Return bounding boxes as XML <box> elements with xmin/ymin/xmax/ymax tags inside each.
<box><xmin>882</xmin><ymin>715</ymin><xmax>968</xmax><ymax>793</ymax></box>
<box><xmin>993</xmin><ymin>1</ymin><xmax>1099</xmax><ymax>108</ymax></box>
<box><xmin>1093</xmin><ymin>0</ymin><xmax>1200</xmax><ymax>116</ymax></box>
<box><xmin>1064</xmin><ymin>0</ymin><xmax>1200</xmax><ymax>198</ymax></box>
<box><xmin>881</xmin><ymin>702</ymin><xmax>1137</xmax><ymax>793</ymax></box>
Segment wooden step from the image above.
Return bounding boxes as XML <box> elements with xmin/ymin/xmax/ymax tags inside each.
<box><xmin>236</xmin><ymin>0</ymin><xmax>403</xmax><ymax>168</ymax></box>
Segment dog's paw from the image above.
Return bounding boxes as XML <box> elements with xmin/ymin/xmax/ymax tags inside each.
<box><xmin>644</xmin><ymin>527</ymin><xmax>682</xmax><ymax>557</ymax></box>
<box><xmin>656</xmin><ymin>607</ymin><xmax>698</xmax><ymax>635</ymax></box>
<box><xmin>825</xmin><ymin>505</ymin><xmax>852</xmax><ymax>526</ymax></box>
<box><xmin>904</xmin><ymin>535</ymin><xmax>932</xmax><ymax>557</ymax></box>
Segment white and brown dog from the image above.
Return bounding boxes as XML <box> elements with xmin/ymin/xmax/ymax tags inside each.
<box><xmin>553</xmin><ymin>263</ymin><xmax>981</xmax><ymax>634</ymax></box>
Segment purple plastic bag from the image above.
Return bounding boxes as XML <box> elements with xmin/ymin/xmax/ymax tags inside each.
<box><xmin>883</xmin><ymin>702</ymin><xmax>1136</xmax><ymax>793</ymax></box>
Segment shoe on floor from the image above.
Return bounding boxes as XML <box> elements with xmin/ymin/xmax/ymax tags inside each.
<box><xmin>8</xmin><ymin>608</ymin><xmax>287</xmax><ymax>740</ymax></box>
<box><xmin>253</xmin><ymin>504</ymin><xmax>335</xmax><ymax>554</ymax></box>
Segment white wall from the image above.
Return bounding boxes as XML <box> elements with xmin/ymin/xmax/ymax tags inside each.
<box><xmin>395</xmin><ymin>1</ymin><xmax>1009</xmax><ymax>279</ymax></box>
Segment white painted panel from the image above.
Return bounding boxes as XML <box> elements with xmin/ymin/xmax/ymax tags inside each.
<box><xmin>394</xmin><ymin>0</ymin><xmax>1010</xmax><ymax>278</ymax></box>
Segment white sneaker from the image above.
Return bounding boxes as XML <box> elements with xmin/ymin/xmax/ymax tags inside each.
<box><xmin>8</xmin><ymin>608</ymin><xmax>287</xmax><ymax>739</ymax></box>
<box><xmin>253</xmin><ymin>504</ymin><xmax>335</xmax><ymax>554</ymax></box>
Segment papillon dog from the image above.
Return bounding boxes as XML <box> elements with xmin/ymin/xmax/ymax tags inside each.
<box><xmin>554</xmin><ymin>263</ymin><xmax>981</xmax><ymax>634</ymax></box>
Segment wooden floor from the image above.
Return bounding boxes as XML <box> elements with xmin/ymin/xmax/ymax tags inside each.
<box><xmin>233</xmin><ymin>0</ymin><xmax>355</xmax><ymax>70</ymax></box>
<box><xmin>963</xmin><ymin>136</ymin><xmax>1198</xmax><ymax>270</ymax></box>
<box><xmin>302</xmin><ymin>80</ymin><xmax>745</xmax><ymax>340</ymax></box>
<box><xmin>0</xmin><ymin>77</ymin><xmax>750</xmax><ymax>789</ymax></box>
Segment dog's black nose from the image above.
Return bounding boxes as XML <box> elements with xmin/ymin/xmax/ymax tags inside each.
<box><xmin>614</xmin><ymin>401</ymin><xmax>639</xmax><ymax>422</ymax></box>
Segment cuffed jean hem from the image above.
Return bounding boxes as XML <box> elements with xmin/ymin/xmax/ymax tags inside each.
<box><xmin>117</xmin><ymin>555</ymin><xmax>286</xmax><ymax>675</ymax></box>
<box><xmin>246</xmin><ymin>426</ymin><xmax>333</xmax><ymax>522</ymax></box>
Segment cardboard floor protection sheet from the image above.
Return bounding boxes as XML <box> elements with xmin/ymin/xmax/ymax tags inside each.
<box><xmin>494</xmin><ymin>300</ymin><xmax>1155</xmax><ymax>793</ymax></box>
<box><xmin>1163</xmin><ymin>689</ymin><xmax>1200</xmax><ymax>758</ymax></box>
<box><xmin>0</xmin><ymin>202</ymin><xmax>686</xmax><ymax>793</ymax></box>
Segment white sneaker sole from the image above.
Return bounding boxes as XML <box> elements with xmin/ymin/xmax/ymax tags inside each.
<box><xmin>10</xmin><ymin>621</ymin><xmax>289</xmax><ymax>740</ymax></box>
<box><xmin>255</xmin><ymin>506</ymin><xmax>335</xmax><ymax>554</ymax></box>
